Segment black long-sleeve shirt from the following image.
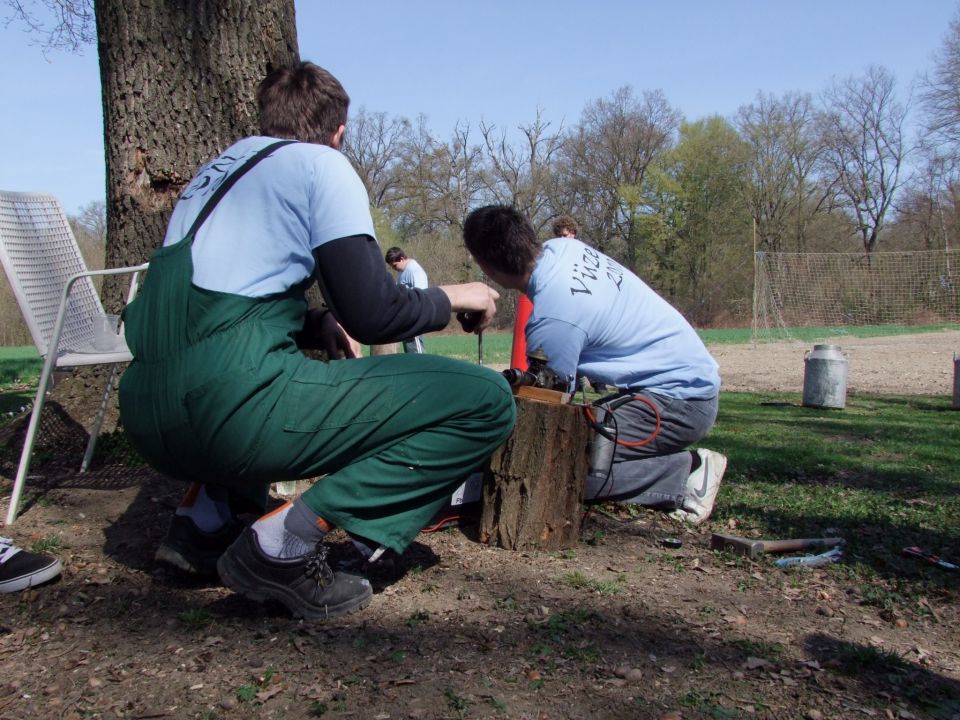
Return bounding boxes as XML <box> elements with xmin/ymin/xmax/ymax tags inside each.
<box><xmin>312</xmin><ymin>234</ymin><xmax>451</xmax><ymax>345</ymax></box>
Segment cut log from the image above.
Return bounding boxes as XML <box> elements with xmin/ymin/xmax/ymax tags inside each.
<box><xmin>479</xmin><ymin>394</ymin><xmax>590</xmax><ymax>550</ymax></box>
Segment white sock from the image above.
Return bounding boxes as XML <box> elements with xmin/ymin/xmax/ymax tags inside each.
<box><xmin>252</xmin><ymin>499</ymin><xmax>329</xmax><ymax>559</ymax></box>
<box><xmin>174</xmin><ymin>483</ymin><xmax>231</xmax><ymax>533</ymax></box>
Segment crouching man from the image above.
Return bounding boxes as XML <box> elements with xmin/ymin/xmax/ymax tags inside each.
<box><xmin>119</xmin><ymin>63</ymin><xmax>515</xmax><ymax>621</ymax></box>
<box><xmin>462</xmin><ymin>206</ymin><xmax>726</xmax><ymax>523</ymax></box>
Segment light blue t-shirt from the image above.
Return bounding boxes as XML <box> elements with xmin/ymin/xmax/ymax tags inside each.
<box><xmin>398</xmin><ymin>258</ymin><xmax>428</xmax><ymax>289</ymax></box>
<box><xmin>164</xmin><ymin>136</ymin><xmax>376</xmax><ymax>297</ymax></box>
<box><xmin>525</xmin><ymin>238</ymin><xmax>720</xmax><ymax>399</ymax></box>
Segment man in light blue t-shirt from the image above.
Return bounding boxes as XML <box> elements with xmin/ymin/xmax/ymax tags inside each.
<box><xmin>385</xmin><ymin>246</ymin><xmax>428</xmax><ymax>353</ymax></box>
<box><xmin>463</xmin><ymin>205</ymin><xmax>728</xmax><ymax>524</ymax></box>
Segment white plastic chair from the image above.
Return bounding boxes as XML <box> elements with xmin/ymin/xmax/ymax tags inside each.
<box><xmin>0</xmin><ymin>190</ymin><xmax>148</xmax><ymax>525</ymax></box>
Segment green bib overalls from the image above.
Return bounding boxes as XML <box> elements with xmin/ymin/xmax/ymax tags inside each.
<box><xmin>119</xmin><ymin>143</ymin><xmax>515</xmax><ymax>552</ymax></box>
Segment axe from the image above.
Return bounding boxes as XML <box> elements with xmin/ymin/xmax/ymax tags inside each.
<box><xmin>710</xmin><ymin>533</ymin><xmax>844</xmax><ymax>560</ymax></box>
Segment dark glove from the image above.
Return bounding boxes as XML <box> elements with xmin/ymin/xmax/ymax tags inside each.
<box><xmin>297</xmin><ymin>308</ymin><xmax>358</xmax><ymax>359</ymax></box>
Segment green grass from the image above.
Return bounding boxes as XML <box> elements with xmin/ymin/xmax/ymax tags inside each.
<box><xmin>705</xmin><ymin>391</ymin><xmax>960</xmax><ymax>590</ymax></box>
<box><xmin>0</xmin><ymin>346</ymin><xmax>41</xmax><ymax>385</ymax></box>
<box><xmin>425</xmin><ymin>332</ymin><xmax>512</xmax><ymax>365</ymax></box>
<box><xmin>402</xmin><ymin>320</ymin><xmax>959</xmax><ymax>360</ymax></box>
<box><xmin>0</xmin><ymin>320</ymin><xmax>951</xmax><ymax>378</ymax></box>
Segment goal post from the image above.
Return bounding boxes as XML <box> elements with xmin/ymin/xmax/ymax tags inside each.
<box><xmin>752</xmin><ymin>250</ymin><xmax>960</xmax><ymax>342</ymax></box>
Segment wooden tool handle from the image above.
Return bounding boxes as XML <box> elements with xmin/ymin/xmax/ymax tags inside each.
<box><xmin>761</xmin><ymin>537</ymin><xmax>844</xmax><ymax>554</ymax></box>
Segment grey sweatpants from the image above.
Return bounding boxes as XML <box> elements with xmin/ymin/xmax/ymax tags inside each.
<box><xmin>585</xmin><ymin>391</ymin><xmax>719</xmax><ymax>510</ymax></box>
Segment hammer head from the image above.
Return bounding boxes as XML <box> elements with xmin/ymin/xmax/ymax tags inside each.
<box><xmin>710</xmin><ymin>533</ymin><xmax>765</xmax><ymax>559</ymax></box>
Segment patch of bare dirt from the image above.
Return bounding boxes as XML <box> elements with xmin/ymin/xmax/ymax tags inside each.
<box><xmin>711</xmin><ymin>329</ymin><xmax>960</xmax><ymax>397</ymax></box>
<box><xmin>2</xmin><ymin>476</ymin><xmax>958</xmax><ymax>720</ymax></box>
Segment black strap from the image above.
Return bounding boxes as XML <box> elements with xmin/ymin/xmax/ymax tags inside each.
<box><xmin>185</xmin><ymin>139</ymin><xmax>297</xmax><ymax>239</ymax></box>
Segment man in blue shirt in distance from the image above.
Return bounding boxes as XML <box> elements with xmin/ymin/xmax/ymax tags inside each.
<box><xmin>386</xmin><ymin>246</ymin><xmax>429</xmax><ymax>353</ymax></box>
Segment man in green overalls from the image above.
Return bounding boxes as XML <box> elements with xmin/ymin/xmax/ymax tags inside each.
<box><xmin>119</xmin><ymin>62</ymin><xmax>516</xmax><ymax>620</ymax></box>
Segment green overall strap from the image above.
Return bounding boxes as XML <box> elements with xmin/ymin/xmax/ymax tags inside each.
<box><xmin>121</xmin><ymin>139</ymin><xmax>296</xmax><ymax>363</ymax></box>
<box><xmin>186</xmin><ymin>139</ymin><xmax>297</xmax><ymax>238</ymax></box>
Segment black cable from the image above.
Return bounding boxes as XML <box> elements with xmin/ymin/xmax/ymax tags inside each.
<box><xmin>579</xmin><ymin>402</ymin><xmax>619</xmax><ymax>529</ymax></box>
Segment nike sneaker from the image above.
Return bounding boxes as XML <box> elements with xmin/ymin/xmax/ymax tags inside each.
<box><xmin>669</xmin><ymin>449</ymin><xmax>727</xmax><ymax>524</ymax></box>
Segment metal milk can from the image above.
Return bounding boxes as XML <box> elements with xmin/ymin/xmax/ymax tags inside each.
<box><xmin>802</xmin><ymin>344</ymin><xmax>848</xmax><ymax>409</ymax></box>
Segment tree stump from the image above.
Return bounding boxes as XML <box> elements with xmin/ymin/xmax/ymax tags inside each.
<box><xmin>479</xmin><ymin>394</ymin><xmax>590</xmax><ymax>550</ymax></box>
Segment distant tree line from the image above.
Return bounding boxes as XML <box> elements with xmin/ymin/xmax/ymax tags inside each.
<box><xmin>340</xmin><ymin>13</ymin><xmax>960</xmax><ymax>328</ymax></box>
<box><xmin>6</xmin><ymin>1</ymin><xmax>960</xmax><ymax>332</ymax></box>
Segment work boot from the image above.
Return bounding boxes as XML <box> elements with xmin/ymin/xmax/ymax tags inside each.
<box><xmin>217</xmin><ymin>527</ymin><xmax>373</xmax><ymax>620</ymax></box>
<box><xmin>0</xmin><ymin>537</ymin><xmax>62</xmax><ymax>593</ymax></box>
<box><xmin>155</xmin><ymin>514</ymin><xmax>245</xmax><ymax>577</ymax></box>
<box><xmin>668</xmin><ymin>449</ymin><xmax>728</xmax><ymax>524</ymax></box>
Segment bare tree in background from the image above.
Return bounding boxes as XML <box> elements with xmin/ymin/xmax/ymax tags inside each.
<box><xmin>914</xmin><ymin>6</ymin><xmax>960</xmax><ymax>257</ymax></box>
<box><xmin>737</xmin><ymin>91</ymin><xmax>827</xmax><ymax>253</ymax></box>
<box><xmin>3</xmin><ymin>0</ymin><xmax>95</xmax><ymax>51</ymax></box>
<box><xmin>397</xmin><ymin>120</ymin><xmax>486</xmax><ymax>240</ymax></box>
<box><xmin>479</xmin><ymin>112</ymin><xmax>564</xmax><ymax>234</ymax></box>
<box><xmin>554</xmin><ymin>86</ymin><xmax>681</xmax><ymax>258</ymax></box>
<box><xmin>341</xmin><ymin>108</ymin><xmax>412</xmax><ymax>209</ymax></box>
<box><xmin>72</xmin><ymin>199</ymin><xmax>106</xmax><ymax>243</ymax></box>
<box><xmin>68</xmin><ymin>199</ymin><xmax>106</xmax><ymax>272</ymax></box>
<box><xmin>819</xmin><ymin>65</ymin><xmax>909</xmax><ymax>256</ymax></box>
<box><xmin>920</xmin><ymin>7</ymin><xmax>960</xmax><ymax>151</ymax></box>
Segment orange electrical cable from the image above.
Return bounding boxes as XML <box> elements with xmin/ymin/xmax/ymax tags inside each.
<box><xmin>421</xmin><ymin>515</ymin><xmax>461</xmax><ymax>532</ymax></box>
<box><xmin>582</xmin><ymin>395</ymin><xmax>661</xmax><ymax>447</ymax></box>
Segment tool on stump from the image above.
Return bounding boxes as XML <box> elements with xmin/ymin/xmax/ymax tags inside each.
<box><xmin>710</xmin><ymin>533</ymin><xmax>844</xmax><ymax>560</ymax></box>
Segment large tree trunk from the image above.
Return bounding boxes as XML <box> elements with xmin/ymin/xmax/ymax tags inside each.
<box><xmin>48</xmin><ymin>1</ymin><xmax>299</xmax><ymax>433</ymax></box>
<box><xmin>96</xmin><ymin>0</ymin><xmax>299</xmax><ymax>283</ymax></box>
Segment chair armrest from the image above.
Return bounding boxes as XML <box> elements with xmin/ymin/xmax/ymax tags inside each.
<box><xmin>63</xmin><ymin>262</ymin><xmax>149</xmax><ymax>307</ymax></box>
<box><xmin>47</xmin><ymin>263</ymin><xmax>150</xmax><ymax>358</ymax></box>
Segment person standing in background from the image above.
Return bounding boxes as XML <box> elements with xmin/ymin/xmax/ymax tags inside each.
<box><xmin>385</xmin><ymin>246</ymin><xmax>429</xmax><ymax>353</ymax></box>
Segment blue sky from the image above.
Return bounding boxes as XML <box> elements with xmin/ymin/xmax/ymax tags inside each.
<box><xmin>1</xmin><ymin>0</ymin><xmax>957</xmax><ymax>215</ymax></box>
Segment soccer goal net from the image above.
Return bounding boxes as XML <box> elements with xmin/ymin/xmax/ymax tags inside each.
<box><xmin>752</xmin><ymin>250</ymin><xmax>960</xmax><ymax>342</ymax></box>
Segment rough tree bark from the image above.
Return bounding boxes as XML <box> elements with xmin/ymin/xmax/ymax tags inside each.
<box><xmin>49</xmin><ymin>0</ymin><xmax>299</xmax><ymax>432</ymax></box>
<box><xmin>479</xmin><ymin>395</ymin><xmax>590</xmax><ymax>551</ymax></box>
<box><xmin>96</xmin><ymin>0</ymin><xmax>299</xmax><ymax>295</ymax></box>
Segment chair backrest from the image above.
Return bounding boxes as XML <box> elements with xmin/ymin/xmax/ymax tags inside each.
<box><xmin>0</xmin><ymin>190</ymin><xmax>106</xmax><ymax>357</ymax></box>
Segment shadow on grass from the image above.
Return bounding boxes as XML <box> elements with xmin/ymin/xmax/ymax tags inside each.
<box><xmin>705</xmin><ymin>392</ymin><xmax>960</xmax><ymax>589</ymax></box>
<box><xmin>804</xmin><ymin>633</ymin><xmax>960</xmax><ymax>719</ymax></box>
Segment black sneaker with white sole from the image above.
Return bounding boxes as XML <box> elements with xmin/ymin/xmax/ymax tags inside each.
<box><xmin>0</xmin><ymin>536</ymin><xmax>62</xmax><ymax>593</ymax></box>
<box><xmin>217</xmin><ymin>527</ymin><xmax>373</xmax><ymax>620</ymax></box>
<box><xmin>155</xmin><ymin>514</ymin><xmax>245</xmax><ymax>577</ymax></box>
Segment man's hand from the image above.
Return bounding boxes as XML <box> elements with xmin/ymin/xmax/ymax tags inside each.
<box><xmin>441</xmin><ymin>282</ymin><xmax>500</xmax><ymax>334</ymax></box>
<box><xmin>297</xmin><ymin>308</ymin><xmax>360</xmax><ymax>359</ymax></box>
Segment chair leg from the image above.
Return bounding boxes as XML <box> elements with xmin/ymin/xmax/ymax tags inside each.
<box><xmin>4</xmin><ymin>367</ymin><xmax>55</xmax><ymax>525</ymax></box>
<box><xmin>80</xmin><ymin>366</ymin><xmax>120</xmax><ymax>473</ymax></box>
